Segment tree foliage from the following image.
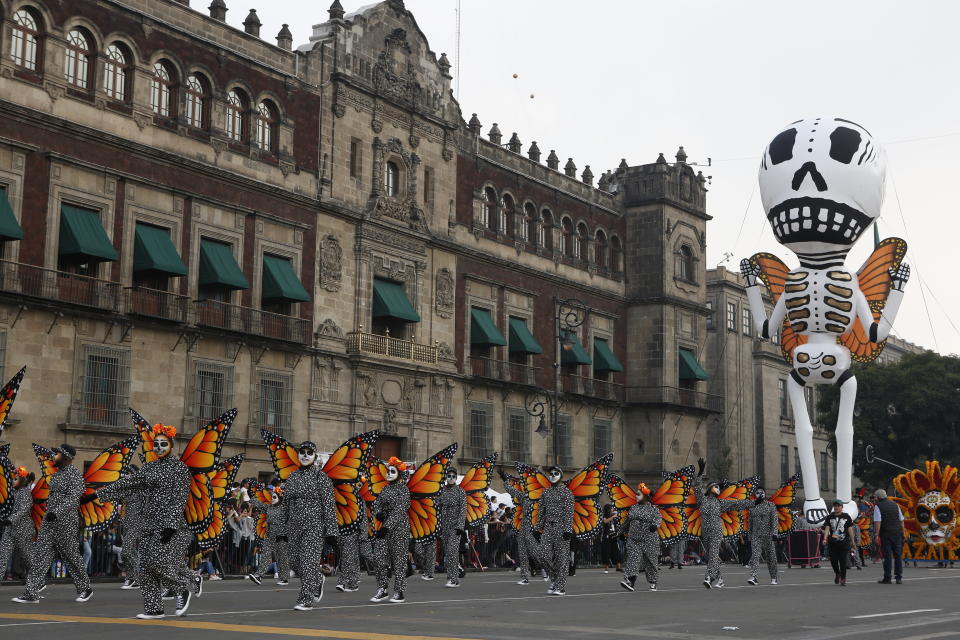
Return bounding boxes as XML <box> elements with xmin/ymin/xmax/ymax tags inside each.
<box><xmin>817</xmin><ymin>351</ymin><xmax>960</xmax><ymax>489</ymax></box>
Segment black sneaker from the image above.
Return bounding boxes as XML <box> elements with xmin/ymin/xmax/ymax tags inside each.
<box><xmin>75</xmin><ymin>588</ymin><xmax>93</xmax><ymax>603</ymax></box>
<box><xmin>620</xmin><ymin>577</ymin><xmax>635</xmax><ymax>592</ymax></box>
<box><xmin>370</xmin><ymin>588</ymin><xmax>389</xmax><ymax>602</ymax></box>
<box><xmin>162</xmin><ymin>588</ymin><xmax>174</xmax><ymax>600</ymax></box>
<box><xmin>193</xmin><ymin>574</ymin><xmax>204</xmax><ymax>597</ymax></box>
<box><xmin>895</xmin><ymin>577</ymin><xmax>903</xmax><ymax>584</ymax></box>
<box><xmin>246</xmin><ymin>573</ymin><xmax>262</xmax><ymax>586</ymax></box>
<box><xmin>314</xmin><ymin>577</ymin><xmax>325</xmax><ymax>603</ymax></box>
<box><xmin>878</xmin><ymin>578</ymin><xmax>892</xmax><ymax>584</ymax></box>
<box><xmin>389</xmin><ymin>591</ymin><xmax>405</xmax><ymax>603</ymax></box>
<box><xmin>175</xmin><ymin>590</ymin><xmax>191</xmax><ymax>617</ymax></box>
<box><xmin>458</xmin><ymin>566</ymin><xmax>466</xmax><ymax>579</ymax></box>
<box><xmin>277</xmin><ymin>580</ymin><xmax>289</xmax><ymax>586</ymax></box>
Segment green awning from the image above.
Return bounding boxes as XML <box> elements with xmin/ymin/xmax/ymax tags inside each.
<box><xmin>679</xmin><ymin>349</ymin><xmax>709</xmax><ymax>380</ymax></box>
<box><xmin>198</xmin><ymin>238</ymin><xmax>249</xmax><ymax>290</ymax></box>
<box><xmin>508</xmin><ymin>317</ymin><xmax>543</xmax><ymax>354</ymax></box>
<box><xmin>59</xmin><ymin>204</ymin><xmax>118</xmax><ymax>262</ymax></box>
<box><xmin>133</xmin><ymin>223</ymin><xmax>187</xmax><ymax>276</ymax></box>
<box><xmin>372</xmin><ymin>278</ymin><xmax>420</xmax><ymax>322</ymax></box>
<box><xmin>470</xmin><ymin>307</ymin><xmax>507</xmax><ymax>346</ymax></box>
<box><xmin>560</xmin><ymin>330</ymin><xmax>592</xmax><ymax>365</ymax></box>
<box><xmin>262</xmin><ymin>254</ymin><xmax>310</xmax><ymax>303</ymax></box>
<box><xmin>0</xmin><ymin>189</ymin><xmax>23</xmax><ymax>241</ymax></box>
<box><xmin>593</xmin><ymin>338</ymin><xmax>624</xmax><ymax>373</ymax></box>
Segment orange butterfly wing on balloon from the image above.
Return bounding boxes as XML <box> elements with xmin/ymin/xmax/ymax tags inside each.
<box><xmin>461</xmin><ymin>453</ymin><xmax>497</xmax><ymax>527</ymax></box>
<box><xmin>261</xmin><ymin>429</ymin><xmax>300</xmax><ymax>481</ymax></box>
<box><xmin>407</xmin><ymin>444</ymin><xmax>457</xmax><ymax>543</ymax></box>
<box><xmin>130</xmin><ymin>408</ymin><xmax>157</xmax><ymax>463</ymax></box>
<box><xmin>181</xmin><ymin>409</ymin><xmax>236</xmax><ymax>473</ymax></box>
<box><xmin>838</xmin><ymin>237</ymin><xmax>908</xmax><ymax>363</ymax></box>
<box><xmin>770</xmin><ymin>473</ymin><xmax>800</xmax><ymax>536</ymax></box>
<box><xmin>0</xmin><ymin>366</ymin><xmax>25</xmax><ymax>434</ymax></box>
<box><xmin>567</xmin><ymin>453</ymin><xmax>612</xmax><ymax>540</ymax></box>
<box><xmin>750</xmin><ymin>252</ymin><xmax>808</xmax><ymax>365</ymax></box>
<box><xmin>80</xmin><ymin>435</ymin><xmax>139</xmax><ymax>532</ymax></box>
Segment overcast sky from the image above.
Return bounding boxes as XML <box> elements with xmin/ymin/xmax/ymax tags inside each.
<box><xmin>235</xmin><ymin>0</ymin><xmax>960</xmax><ymax>356</ymax></box>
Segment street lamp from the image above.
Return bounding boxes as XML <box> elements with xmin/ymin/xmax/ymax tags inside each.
<box><xmin>524</xmin><ymin>297</ymin><xmax>586</xmax><ymax>444</ymax></box>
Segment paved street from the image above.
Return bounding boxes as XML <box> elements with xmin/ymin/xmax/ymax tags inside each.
<box><xmin>0</xmin><ymin>564</ymin><xmax>957</xmax><ymax>640</ymax></box>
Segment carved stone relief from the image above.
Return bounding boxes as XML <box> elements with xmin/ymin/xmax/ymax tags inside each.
<box><xmin>316</xmin><ymin>318</ymin><xmax>343</xmax><ymax>339</ymax></box>
<box><xmin>434</xmin><ymin>267</ymin><xmax>454</xmax><ymax>318</ymax></box>
<box><xmin>320</xmin><ymin>235</ymin><xmax>343</xmax><ymax>292</ymax></box>
<box><xmin>357</xmin><ymin>371</ymin><xmax>379</xmax><ymax>407</ymax></box>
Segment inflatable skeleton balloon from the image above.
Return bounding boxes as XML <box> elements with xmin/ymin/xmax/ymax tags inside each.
<box><xmin>741</xmin><ymin>117</ymin><xmax>910</xmax><ymax>523</ymax></box>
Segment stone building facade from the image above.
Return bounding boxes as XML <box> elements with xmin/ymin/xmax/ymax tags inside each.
<box><xmin>0</xmin><ymin>0</ymin><xmax>721</xmax><ymax>484</ymax></box>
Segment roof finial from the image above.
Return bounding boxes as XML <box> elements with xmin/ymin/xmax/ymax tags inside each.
<box><xmin>328</xmin><ymin>0</ymin><xmax>345</xmax><ymax>21</ymax></box>
<box><xmin>243</xmin><ymin>9</ymin><xmax>261</xmax><ymax>37</ymax></box>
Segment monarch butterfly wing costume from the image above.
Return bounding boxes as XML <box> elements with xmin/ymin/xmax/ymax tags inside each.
<box><xmin>207</xmin><ymin>454</ymin><xmax>245</xmax><ymax>503</ymax></box>
<box><xmin>196</xmin><ymin>501</ymin><xmax>227</xmax><ymax>550</ymax></box>
<box><xmin>80</xmin><ymin>435</ymin><xmax>140</xmax><ymax>532</ymax></box>
<box><xmin>567</xmin><ymin>453</ymin><xmax>612</xmax><ymax>540</ymax></box>
<box><xmin>605</xmin><ymin>473</ymin><xmax>638</xmax><ymax>530</ymax></box>
<box><xmin>651</xmin><ymin>467</ymin><xmax>693</xmax><ymax>543</ymax></box>
<box><xmin>854</xmin><ymin>512</ymin><xmax>872</xmax><ymax>550</ymax></box>
<box><xmin>516</xmin><ymin>463</ymin><xmax>551</xmax><ymax>530</ymax></box>
<box><xmin>321</xmin><ymin>430</ymin><xmax>379</xmax><ymax>534</ymax></box>
<box><xmin>365</xmin><ymin>458</ymin><xmax>389</xmax><ymax>534</ymax></box>
<box><xmin>30</xmin><ymin>444</ymin><xmax>57</xmax><ymax>531</ymax></box>
<box><xmin>249</xmin><ymin>481</ymin><xmax>274</xmax><ymax>543</ymax></box>
<box><xmin>837</xmin><ymin>237</ymin><xmax>908</xmax><ymax>363</ymax></box>
<box><xmin>129</xmin><ymin>408</ymin><xmax>157</xmax><ymax>463</ymax></box>
<box><xmin>505</xmin><ymin>475</ymin><xmax>526</xmax><ymax>530</ymax></box>
<box><xmin>261</xmin><ymin>429</ymin><xmax>300</xmax><ymax>481</ymax></box>
<box><xmin>181</xmin><ymin>409</ymin><xmax>237</xmax><ymax>536</ymax></box>
<box><xmin>0</xmin><ymin>366</ymin><xmax>25</xmax><ymax>438</ymax></box>
<box><xmin>460</xmin><ymin>453</ymin><xmax>497</xmax><ymax>528</ymax></box>
<box><xmin>0</xmin><ymin>444</ymin><xmax>14</xmax><ymax>519</ymax></box>
<box><xmin>770</xmin><ymin>473</ymin><xmax>800</xmax><ymax>537</ymax></box>
<box><xmin>718</xmin><ymin>476</ymin><xmax>760</xmax><ymax>540</ymax></box>
<box><xmin>407</xmin><ymin>444</ymin><xmax>458</xmax><ymax>543</ymax></box>
<box><xmin>749</xmin><ymin>252</ymin><xmax>807</xmax><ymax>365</ymax></box>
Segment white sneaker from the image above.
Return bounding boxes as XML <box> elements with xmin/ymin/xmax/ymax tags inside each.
<box><xmin>771</xmin><ymin>578</ymin><xmax>779</xmax><ymax>585</ymax></box>
<box><xmin>445</xmin><ymin>580</ymin><xmax>459</xmax><ymax>588</ymax></box>
<box><xmin>75</xmin><ymin>588</ymin><xmax>93</xmax><ymax>603</ymax></box>
<box><xmin>747</xmin><ymin>577</ymin><xmax>758</xmax><ymax>585</ymax></box>
<box><xmin>649</xmin><ymin>583</ymin><xmax>657</xmax><ymax>592</ymax></box>
<box><xmin>293</xmin><ymin>603</ymin><xmax>313</xmax><ymax>611</ymax></box>
<box><xmin>335</xmin><ymin>584</ymin><xmax>345</xmax><ymax>592</ymax></box>
<box><xmin>421</xmin><ymin>575</ymin><xmax>434</xmax><ymax>581</ymax></box>
<box><xmin>517</xmin><ymin>579</ymin><xmax>529</xmax><ymax>585</ymax></box>
<box><xmin>136</xmin><ymin>612</ymin><xmax>164</xmax><ymax>619</ymax></box>
<box><xmin>603</xmin><ymin>569</ymin><xmax>609</xmax><ymax>574</ymax></box>
<box><xmin>209</xmin><ymin>575</ymin><xmax>223</xmax><ymax>581</ymax></box>
<box><xmin>344</xmin><ymin>586</ymin><xmax>359</xmax><ymax>592</ymax></box>
<box><xmin>712</xmin><ymin>578</ymin><xmax>724</xmax><ymax>589</ymax></box>
<box><xmin>703</xmin><ymin>578</ymin><xmax>712</xmax><ymax>589</ymax></box>
<box><xmin>550</xmin><ymin>590</ymin><xmax>565</xmax><ymax>596</ymax></box>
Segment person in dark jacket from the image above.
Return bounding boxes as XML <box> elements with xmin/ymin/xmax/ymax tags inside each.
<box><xmin>822</xmin><ymin>499</ymin><xmax>856</xmax><ymax>586</ymax></box>
<box><xmin>872</xmin><ymin>489</ymin><xmax>905</xmax><ymax>584</ymax></box>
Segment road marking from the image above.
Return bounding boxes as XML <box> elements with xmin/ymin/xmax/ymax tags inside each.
<box><xmin>851</xmin><ymin>609</ymin><xmax>941</xmax><ymax>619</ymax></box>
<box><xmin>0</xmin><ymin>614</ymin><xmax>483</xmax><ymax>640</ymax></box>
<box><xmin>0</xmin><ymin>621</ymin><xmax>71</xmax><ymax>627</ymax></box>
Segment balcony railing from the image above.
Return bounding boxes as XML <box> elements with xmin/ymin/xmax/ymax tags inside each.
<box><xmin>346</xmin><ymin>330</ymin><xmax>438</xmax><ymax>364</ymax></box>
<box><xmin>194</xmin><ymin>299</ymin><xmax>309</xmax><ymax>344</ymax></box>
<box><xmin>560</xmin><ymin>374</ymin><xmax>624</xmax><ymax>402</ymax></box>
<box><xmin>125</xmin><ymin>286</ymin><xmax>189</xmax><ymax>323</ymax></box>
<box><xmin>0</xmin><ymin>260</ymin><xmax>119</xmax><ymax>311</ymax></box>
<box><xmin>470</xmin><ymin>357</ymin><xmax>540</xmax><ymax>386</ymax></box>
<box><xmin>627</xmin><ymin>385</ymin><xmax>724</xmax><ymax>412</ymax></box>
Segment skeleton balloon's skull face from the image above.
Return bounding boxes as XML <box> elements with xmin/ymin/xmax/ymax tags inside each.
<box><xmin>759</xmin><ymin>117</ymin><xmax>886</xmax><ymax>254</ymax></box>
<box><xmin>916</xmin><ymin>490</ymin><xmax>956</xmax><ymax>545</ymax></box>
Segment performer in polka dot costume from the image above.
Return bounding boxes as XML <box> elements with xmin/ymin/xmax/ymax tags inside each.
<box><xmin>0</xmin><ymin>466</ymin><xmax>35</xmax><ymax>579</ymax></box>
<box><xmin>619</xmin><ymin>482</ymin><xmax>662</xmax><ymax>592</ymax></box>
<box><xmin>370</xmin><ymin>457</ymin><xmax>411</xmax><ymax>604</ymax></box>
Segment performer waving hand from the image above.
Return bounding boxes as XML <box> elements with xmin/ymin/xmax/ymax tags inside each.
<box><xmin>694</xmin><ymin>457</ymin><xmax>754</xmax><ymax>589</ymax></box>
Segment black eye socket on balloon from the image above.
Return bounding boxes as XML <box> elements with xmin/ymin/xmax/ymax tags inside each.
<box><xmin>829</xmin><ymin>127</ymin><xmax>862</xmax><ymax>164</ymax></box>
<box><xmin>935</xmin><ymin>506</ymin><xmax>954</xmax><ymax>522</ymax></box>
<box><xmin>917</xmin><ymin>505</ymin><xmax>931</xmax><ymax>523</ymax></box>
<box><xmin>768</xmin><ymin>128</ymin><xmax>797</xmax><ymax>166</ymax></box>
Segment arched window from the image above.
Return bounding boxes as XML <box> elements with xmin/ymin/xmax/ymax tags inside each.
<box><xmin>522</xmin><ymin>202</ymin><xmax>536</xmax><ymax>243</ymax></box>
<box><xmin>385</xmin><ymin>161</ymin><xmax>400</xmax><ymax>196</ymax></box>
<box><xmin>539</xmin><ymin>209</ymin><xmax>553</xmax><ymax>250</ymax></box>
<box><xmin>10</xmin><ymin>9</ymin><xmax>41</xmax><ymax>71</ymax></box>
<box><xmin>610</xmin><ymin>235</ymin><xmax>623</xmax><ymax>273</ymax></box>
<box><xmin>482</xmin><ymin>187</ymin><xmax>497</xmax><ymax>231</ymax></box>
<box><xmin>103</xmin><ymin>43</ymin><xmax>130</xmax><ymax>101</ymax></box>
<box><xmin>255</xmin><ymin>100</ymin><xmax>278</xmax><ymax>152</ymax></box>
<box><xmin>225</xmin><ymin>89</ymin><xmax>248</xmax><ymax>142</ymax></box>
<box><xmin>501</xmin><ymin>194</ymin><xmax>515</xmax><ymax>237</ymax></box>
<box><xmin>595</xmin><ymin>230</ymin><xmax>608</xmax><ymax>269</ymax></box>
<box><xmin>65</xmin><ymin>29</ymin><xmax>92</xmax><ymax>89</ymax></box>
<box><xmin>677</xmin><ymin>245</ymin><xmax>695</xmax><ymax>282</ymax></box>
<box><xmin>185</xmin><ymin>74</ymin><xmax>208</xmax><ymax>128</ymax></box>
<box><xmin>576</xmin><ymin>222</ymin><xmax>589</xmax><ymax>261</ymax></box>
<box><xmin>150</xmin><ymin>61</ymin><xmax>176</xmax><ymax>117</ymax></box>
<box><xmin>561</xmin><ymin>217</ymin><xmax>575</xmax><ymax>257</ymax></box>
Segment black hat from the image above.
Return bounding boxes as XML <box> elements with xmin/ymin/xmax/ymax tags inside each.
<box><xmin>58</xmin><ymin>443</ymin><xmax>76</xmax><ymax>459</ymax></box>
<box><xmin>298</xmin><ymin>441</ymin><xmax>317</xmax><ymax>452</ymax></box>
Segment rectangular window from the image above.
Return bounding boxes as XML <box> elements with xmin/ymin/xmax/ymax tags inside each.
<box><xmin>726</xmin><ymin>302</ymin><xmax>737</xmax><ymax>331</ymax></box>
<box><xmin>820</xmin><ymin>451</ymin><xmax>830</xmax><ymax>490</ymax></box>
<box><xmin>349</xmin><ymin>138</ymin><xmax>361</xmax><ymax>178</ymax></box>
<box><xmin>780</xmin><ymin>445</ymin><xmax>789</xmax><ymax>482</ymax></box>
<box><xmin>742</xmin><ymin>307</ymin><xmax>751</xmax><ymax>336</ymax></box>
<box><xmin>258</xmin><ymin>370</ymin><xmax>293</xmax><ymax>438</ymax></box>
<box><xmin>778</xmin><ymin>379</ymin><xmax>789</xmax><ymax>418</ymax></box>
<box><xmin>554</xmin><ymin>414</ymin><xmax>573</xmax><ymax>467</ymax></box>
<box><xmin>469</xmin><ymin>403</ymin><xmax>493</xmax><ymax>456</ymax></box>
<box><xmin>507</xmin><ymin>409</ymin><xmax>529</xmax><ymax>459</ymax></box>
<box><xmin>80</xmin><ymin>344</ymin><xmax>131</xmax><ymax>428</ymax></box>
<box><xmin>705</xmin><ymin>301</ymin><xmax>714</xmax><ymax>330</ymax></box>
<box><xmin>423</xmin><ymin>166</ymin><xmax>435</xmax><ymax>211</ymax></box>
<box><xmin>593</xmin><ymin>420</ymin><xmax>612</xmax><ymax>460</ymax></box>
<box><xmin>193</xmin><ymin>361</ymin><xmax>234</xmax><ymax>422</ymax></box>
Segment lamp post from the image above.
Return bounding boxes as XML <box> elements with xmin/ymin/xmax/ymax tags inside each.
<box><xmin>525</xmin><ymin>297</ymin><xmax>586</xmax><ymax>467</ymax></box>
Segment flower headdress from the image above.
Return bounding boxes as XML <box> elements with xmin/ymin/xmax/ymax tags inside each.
<box><xmin>386</xmin><ymin>456</ymin><xmax>408</xmax><ymax>472</ymax></box>
<box><xmin>151</xmin><ymin>423</ymin><xmax>177</xmax><ymax>439</ymax></box>
<box><xmin>16</xmin><ymin>465</ymin><xmax>28</xmax><ymax>478</ymax></box>
<box><xmin>636</xmin><ymin>482</ymin><xmax>651</xmax><ymax>496</ymax></box>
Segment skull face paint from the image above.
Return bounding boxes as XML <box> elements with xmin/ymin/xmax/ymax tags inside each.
<box><xmin>547</xmin><ymin>469</ymin><xmax>562</xmax><ymax>484</ymax></box>
<box><xmin>298</xmin><ymin>448</ymin><xmax>317</xmax><ymax>467</ymax></box>
<box><xmin>445</xmin><ymin>471</ymin><xmax>457</xmax><ymax>486</ymax></box>
<box><xmin>386</xmin><ymin>465</ymin><xmax>399</xmax><ymax>482</ymax></box>
<box><xmin>271</xmin><ymin>492</ymin><xmax>280</xmax><ymax>506</ymax></box>
<box><xmin>153</xmin><ymin>435</ymin><xmax>172</xmax><ymax>458</ymax></box>
<box><xmin>759</xmin><ymin>117</ymin><xmax>886</xmax><ymax>254</ymax></box>
<box><xmin>916</xmin><ymin>491</ymin><xmax>955</xmax><ymax>546</ymax></box>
